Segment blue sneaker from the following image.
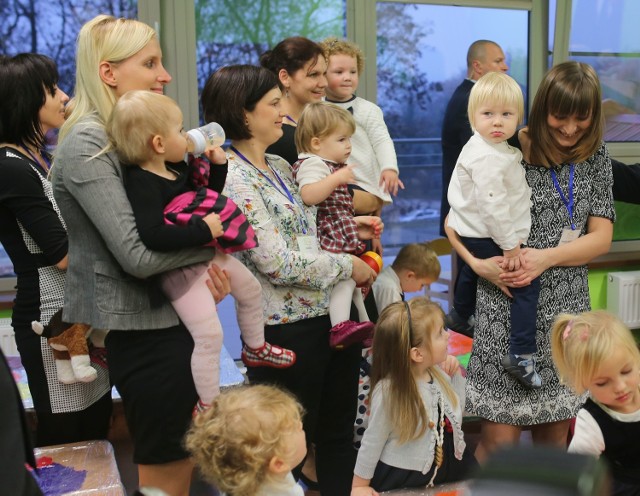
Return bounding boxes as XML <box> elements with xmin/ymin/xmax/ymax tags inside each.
<box><xmin>501</xmin><ymin>353</ymin><xmax>542</xmax><ymax>389</ymax></box>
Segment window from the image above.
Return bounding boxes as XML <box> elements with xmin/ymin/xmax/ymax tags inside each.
<box><xmin>374</xmin><ymin>2</ymin><xmax>529</xmax><ymax>252</ymax></box>
<box><xmin>567</xmin><ymin>0</ymin><xmax>640</xmax><ymax>143</ymax></box>
<box><xmin>194</xmin><ymin>0</ymin><xmax>346</xmax><ymax>115</ymax></box>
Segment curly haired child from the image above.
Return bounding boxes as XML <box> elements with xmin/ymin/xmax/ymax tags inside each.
<box><xmin>320</xmin><ymin>37</ymin><xmax>403</xmax><ymax>255</ymax></box>
<box><xmin>185</xmin><ymin>384</ymin><xmax>307</xmax><ymax>496</ymax></box>
<box><xmin>551</xmin><ymin>310</ymin><xmax>640</xmax><ymax>495</ymax></box>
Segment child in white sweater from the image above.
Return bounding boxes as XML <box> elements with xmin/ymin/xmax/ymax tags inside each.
<box><xmin>321</xmin><ymin>37</ymin><xmax>403</xmax><ymax>255</ymax></box>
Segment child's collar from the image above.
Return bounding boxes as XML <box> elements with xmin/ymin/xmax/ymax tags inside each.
<box><xmin>324</xmin><ymin>94</ymin><xmax>357</xmax><ymax>105</ymax></box>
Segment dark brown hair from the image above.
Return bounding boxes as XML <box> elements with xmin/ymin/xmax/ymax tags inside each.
<box><xmin>528</xmin><ymin>61</ymin><xmax>603</xmax><ymax>167</ymax></box>
<box><xmin>260</xmin><ymin>36</ymin><xmax>324</xmax><ymax>77</ymax></box>
<box><xmin>201</xmin><ymin>65</ymin><xmax>282</xmax><ymax>141</ymax></box>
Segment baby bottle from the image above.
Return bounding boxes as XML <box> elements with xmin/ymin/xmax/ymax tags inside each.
<box><xmin>187</xmin><ymin>122</ymin><xmax>226</xmax><ymax>156</ymax></box>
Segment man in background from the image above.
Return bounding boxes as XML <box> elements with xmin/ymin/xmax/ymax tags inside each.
<box><xmin>439</xmin><ymin>40</ymin><xmax>509</xmax><ymax>236</ymax></box>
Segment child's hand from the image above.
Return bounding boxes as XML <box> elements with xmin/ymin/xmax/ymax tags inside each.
<box><xmin>379</xmin><ymin>170</ymin><xmax>404</xmax><ymax>196</ymax></box>
<box><xmin>371</xmin><ymin>238</ymin><xmax>383</xmax><ymax>256</ymax></box>
<box><xmin>439</xmin><ymin>354</ymin><xmax>461</xmax><ymax>378</ymax></box>
<box><xmin>351</xmin><ymin>487</ymin><xmax>379</xmax><ymax>496</ymax></box>
<box><xmin>203</xmin><ymin>146</ymin><xmax>227</xmax><ymax>165</ymax></box>
<box><xmin>203</xmin><ymin>213</ymin><xmax>223</xmax><ymax>238</ymax></box>
<box><xmin>501</xmin><ymin>245</ymin><xmax>522</xmax><ymax>271</ymax></box>
<box><xmin>355</xmin><ymin>216</ymin><xmax>383</xmax><ymax>240</ymax></box>
<box><xmin>334</xmin><ymin>163</ymin><xmax>356</xmax><ymax>185</ymax></box>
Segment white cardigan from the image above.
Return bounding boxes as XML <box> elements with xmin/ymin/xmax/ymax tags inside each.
<box><xmin>327</xmin><ymin>96</ymin><xmax>399</xmax><ymax>204</ymax></box>
<box><xmin>354</xmin><ymin>373</ymin><xmax>467</xmax><ymax>479</ymax></box>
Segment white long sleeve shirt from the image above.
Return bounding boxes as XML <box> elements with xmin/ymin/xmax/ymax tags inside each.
<box><xmin>447</xmin><ymin>132</ymin><xmax>531</xmax><ymax>250</ymax></box>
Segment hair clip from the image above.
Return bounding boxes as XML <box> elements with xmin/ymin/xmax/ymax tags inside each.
<box><xmin>562</xmin><ymin>320</ymin><xmax>573</xmax><ymax>341</ymax></box>
<box><xmin>563</xmin><ymin>319</ymin><xmax>589</xmax><ymax>341</ymax></box>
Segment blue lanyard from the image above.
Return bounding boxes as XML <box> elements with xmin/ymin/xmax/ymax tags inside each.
<box><xmin>19</xmin><ymin>142</ymin><xmax>51</xmax><ymax>176</ymax></box>
<box><xmin>230</xmin><ymin>145</ymin><xmax>308</xmax><ymax>234</ymax></box>
<box><xmin>550</xmin><ymin>164</ymin><xmax>575</xmax><ymax>230</ymax></box>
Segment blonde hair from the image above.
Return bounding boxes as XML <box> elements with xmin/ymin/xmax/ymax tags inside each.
<box><xmin>319</xmin><ymin>37</ymin><xmax>365</xmax><ymax>75</ymax></box>
<box><xmin>106</xmin><ymin>90</ymin><xmax>180</xmax><ymax>165</ymax></box>
<box><xmin>58</xmin><ymin>15</ymin><xmax>157</xmax><ymax>143</ymax></box>
<box><xmin>391</xmin><ymin>243</ymin><xmax>441</xmax><ymax>280</ymax></box>
<box><xmin>371</xmin><ymin>297</ymin><xmax>458</xmax><ymax>444</ymax></box>
<box><xmin>467</xmin><ymin>71</ymin><xmax>524</xmax><ymax>129</ymax></box>
<box><xmin>551</xmin><ymin>310</ymin><xmax>640</xmax><ymax>394</ymax></box>
<box><xmin>294</xmin><ymin>101</ymin><xmax>355</xmax><ymax>154</ymax></box>
<box><xmin>528</xmin><ymin>61</ymin><xmax>604</xmax><ymax>167</ymax></box>
<box><xmin>185</xmin><ymin>385</ymin><xmax>304</xmax><ymax>496</ymax></box>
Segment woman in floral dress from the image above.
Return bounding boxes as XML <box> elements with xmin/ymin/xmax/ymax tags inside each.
<box><xmin>201</xmin><ymin>64</ymin><xmax>377</xmax><ymax>496</ymax></box>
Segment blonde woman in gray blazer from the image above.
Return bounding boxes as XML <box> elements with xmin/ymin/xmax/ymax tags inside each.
<box><xmin>52</xmin><ymin>15</ymin><xmax>227</xmax><ymax>496</ymax></box>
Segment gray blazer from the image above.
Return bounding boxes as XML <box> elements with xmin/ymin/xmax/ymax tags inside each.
<box><xmin>52</xmin><ymin>116</ymin><xmax>213</xmax><ymax>330</ymax></box>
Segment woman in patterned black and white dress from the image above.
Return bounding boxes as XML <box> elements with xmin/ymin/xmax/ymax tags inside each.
<box><xmin>446</xmin><ymin>62</ymin><xmax>615</xmax><ymax>461</ymax></box>
<box><xmin>0</xmin><ymin>54</ymin><xmax>112</xmax><ymax>446</ymax></box>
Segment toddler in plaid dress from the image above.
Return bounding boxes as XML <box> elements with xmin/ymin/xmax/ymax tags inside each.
<box><xmin>292</xmin><ymin>102</ymin><xmax>383</xmax><ymax>347</ymax></box>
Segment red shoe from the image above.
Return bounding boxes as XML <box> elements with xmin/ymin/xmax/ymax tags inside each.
<box><xmin>192</xmin><ymin>399</ymin><xmax>210</xmax><ymax>418</ymax></box>
<box><xmin>242</xmin><ymin>342</ymin><xmax>296</xmax><ymax>369</ymax></box>
<box><xmin>329</xmin><ymin>320</ymin><xmax>375</xmax><ymax>350</ymax></box>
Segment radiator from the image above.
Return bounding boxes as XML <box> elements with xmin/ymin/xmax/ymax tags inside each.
<box><xmin>607</xmin><ymin>271</ymin><xmax>640</xmax><ymax>329</ymax></box>
<box><xmin>0</xmin><ymin>318</ymin><xmax>18</xmax><ymax>356</ymax></box>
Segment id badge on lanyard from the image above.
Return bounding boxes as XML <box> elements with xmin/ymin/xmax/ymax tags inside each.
<box><xmin>551</xmin><ymin>165</ymin><xmax>578</xmax><ymax>246</ymax></box>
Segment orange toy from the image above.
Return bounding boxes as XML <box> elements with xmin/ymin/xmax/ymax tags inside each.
<box><xmin>360</xmin><ymin>251</ymin><xmax>383</xmax><ymax>273</ymax></box>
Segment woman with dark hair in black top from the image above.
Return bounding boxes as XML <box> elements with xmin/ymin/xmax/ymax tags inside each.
<box><xmin>0</xmin><ymin>53</ymin><xmax>112</xmax><ymax>446</ymax></box>
<box><xmin>260</xmin><ymin>36</ymin><xmax>328</xmax><ymax>165</ymax></box>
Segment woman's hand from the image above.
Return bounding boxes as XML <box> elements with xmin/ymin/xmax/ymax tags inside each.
<box><xmin>206</xmin><ymin>263</ymin><xmax>231</xmax><ymax>304</ymax></box>
<box><xmin>351</xmin><ymin>255</ymin><xmax>377</xmax><ymax>287</ymax></box>
<box><xmin>444</xmin><ymin>220</ymin><xmax>513</xmax><ymax>297</ymax></box>
<box><xmin>470</xmin><ymin>256</ymin><xmax>514</xmax><ymax>298</ymax></box>
<box><xmin>355</xmin><ymin>216</ymin><xmax>383</xmax><ymax>240</ymax></box>
<box><xmin>500</xmin><ymin>247</ymin><xmax>550</xmax><ymax>287</ymax></box>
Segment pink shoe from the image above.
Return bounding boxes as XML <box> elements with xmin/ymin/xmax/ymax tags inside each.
<box><xmin>242</xmin><ymin>342</ymin><xmax>296</xmax><ymax>369</ymax></box>
<box><xmin>329</xmin><ymin>320</ymin><xmax>375</xmax><ymax>350</ymax></box>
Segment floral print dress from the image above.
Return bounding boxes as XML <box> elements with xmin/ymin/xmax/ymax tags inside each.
<box><xmin>223</xmin><ymin>152</ymin><xmax>352</xmax><ymax>326</ymax></box>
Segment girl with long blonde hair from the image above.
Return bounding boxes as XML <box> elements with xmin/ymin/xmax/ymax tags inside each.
<box><xmin>352</xmin><ymin>297</ymin><xmax>476</xmax><ymax>494</ymax></box>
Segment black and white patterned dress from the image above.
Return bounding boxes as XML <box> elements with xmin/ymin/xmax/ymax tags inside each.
<box><xmin>465</xmin><ymin>142</ymin><xmax>615</xmax><ymax>425</ymax></box>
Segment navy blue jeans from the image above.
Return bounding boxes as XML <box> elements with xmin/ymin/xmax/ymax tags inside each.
<box><xmin>454</xmin><ymin>237</ymin><xmax>540</xmax><ymax>354</ymax></box>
